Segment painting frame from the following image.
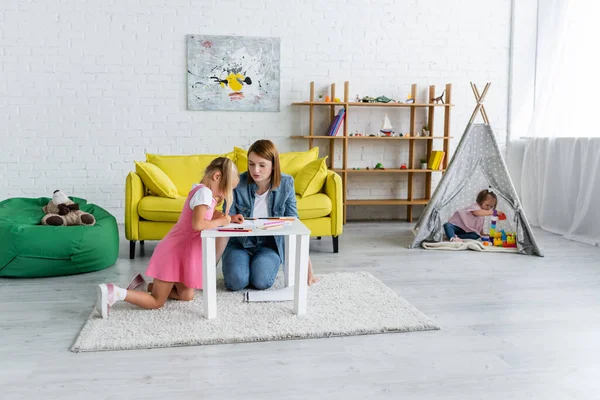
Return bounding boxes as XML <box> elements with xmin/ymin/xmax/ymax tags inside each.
<box><xmin>187</xmin><ymin>35</ymin><xmax>281</xmax><ymax>112</ymax></box>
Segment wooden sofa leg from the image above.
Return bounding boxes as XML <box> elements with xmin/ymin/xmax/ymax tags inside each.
<box><xmin>332</xmin><ymin>236</ymin><xmax>339</xmax><ymax>253</ymax></box>
<box><xmin>130</xmin><ymin>241</ymin><xmax>136</xmax><ymax>259</ymax></box>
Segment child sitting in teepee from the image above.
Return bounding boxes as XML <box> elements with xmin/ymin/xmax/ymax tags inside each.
<box><xmin>443</xmin><ymin>189</ymin><xmax>506</xmax><ymax>242</ymax></box>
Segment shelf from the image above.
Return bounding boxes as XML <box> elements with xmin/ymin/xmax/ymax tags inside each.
<box><xmin>292</xmin><ymin>80</ymin><xmax>452</xmax><ymax>224</ymax></box>
<box><xmin>345</xmin><ymin>199</ymin><xmax>430</xmax><ymax>206</ymax></box>
<box><xmin>291</xmin><ymin>135</ymin><xmax>451</xmax><ymax>140</ymax></box>
<box><xmin>291</xmin><ymin>135</ymin><xmax>346</xmax><ymax>139</ymax></box>
<box><xmin>347</xmin><ymin>136</ymin><xmax>450</xmax><ymax>140</ymax></box>
<box><xmin>332</xmin><ymin>168</ymin><xmax>445</xmax><ymax>173</ymax></box>
<box><xmin>292</xmin><ymin>101</ymin><xmax>453</xmax><ymax>107</ymax></box>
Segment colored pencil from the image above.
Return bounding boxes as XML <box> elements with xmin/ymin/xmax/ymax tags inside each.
<box><xmin>245</xmin><ymin>217</ymin><xmax>295</xmax><ymax>221</ymax></box>
<box><xmin>261</xmin><ymin>224</ymin><xmax>284</xmax><ymax>230</ymax></box>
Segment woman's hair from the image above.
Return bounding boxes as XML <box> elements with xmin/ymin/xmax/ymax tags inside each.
<box><xmin>247</xmin><ymin>139</ymin><xmax>281</xmax><ymax>189</ymax></box>
<box><xmin>476</xmin><ymin>189</ymin><xmax>497</xmax><ymax>208</ymax></box>
<box><xmin>203</xmin><ymin>157</ymin><xmax>238</xmax><ymax>213</ymax></box>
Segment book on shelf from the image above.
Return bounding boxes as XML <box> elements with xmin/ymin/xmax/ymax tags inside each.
<box><xmin>437</xmin><ymin>152</ymin><xmax>445</xmax><ymax>170</ymax></box>
<box><xmin>427</xmin><ymin>151</ymin><xmax>438</xmax><ymax>169</ymax></box>
<box><xmin>325</xmin><ymin>108</ymin><xmax>345</xmax><ymax>136</ymax></box>
<box><xmin>427</xmin><ymin>151</ymin><xmax>445</xmax><ymax>170</ymax></box>
<box><xmin>332</xmin><ymin>110</ymin><xmax>345</xmax><ymax>136</ymax></box>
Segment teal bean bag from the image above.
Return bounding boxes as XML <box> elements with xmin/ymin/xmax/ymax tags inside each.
<box><xmin>0</xmin><ymin>197</ymin><xmax>119</xmax><ymax>278</ymax></box>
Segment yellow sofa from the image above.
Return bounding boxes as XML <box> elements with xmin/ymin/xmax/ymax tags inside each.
<box><xmin>125</xmin><ymin>147</ymin><xmax>343</xmax><ymax>258</ymax></box>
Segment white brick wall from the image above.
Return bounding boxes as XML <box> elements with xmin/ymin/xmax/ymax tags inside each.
<box><xmin>0</xmin><ymin>0</ymin><xmax>511</xmax><ymax>222</ymax></box>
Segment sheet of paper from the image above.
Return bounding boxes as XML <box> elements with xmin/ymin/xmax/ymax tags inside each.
<box><xmin>219</xmin><ymin>220</ymin><xmax>256</xmax><ymax>230</ymax></box>
<box><xmin>245</xmin><ymin>286</ymin><xmax>294</xmax><ymax>302</ymax></box>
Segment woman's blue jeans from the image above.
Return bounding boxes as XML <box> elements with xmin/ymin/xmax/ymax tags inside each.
<box><xmin>222</xmin><ymin>239</ymin><xmax>281</xmax><ymax>291</ymax></box>
<box><xmin>443</xmin><ymin>223</ymin><xmax>480</xmax><ymax>240</ymax></box>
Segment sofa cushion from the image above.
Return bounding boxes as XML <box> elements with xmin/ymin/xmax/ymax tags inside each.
<box><xmin>234</xmin><ymin>146</ymin><xmax>319</xmax><ymax>177</ymax></box>
<box><xmin>234</xmin><ymin>146</ymin><xmax>248</xmax><ymax>173</ymax></box>
<box><xmin>146</xmin><ymin>152</ymin><xmax>234</xmax><ymax>196</ymax></box>
<box><xmin>280</xmin><ymin>147</ymin><xmax>319</xmax><ymax>177</ymax></box>
<box><xmin>296</xmin><ymin>193</ymin><xmax>332</xmax><ymax>220</ymax></box>
<box><xmin>135</xmin><ymin>161</ymin><xmax>178</xmax><ymax>198</ymax></box>
<box><xmin>294</xmin><ymin>157</ymin><xmax>328</xmax><ymax>198</ymax></box>
<box><xmin>138</xmin><ymin>195</ymin><xmax>186</xmax><ymax>222</ymax></box>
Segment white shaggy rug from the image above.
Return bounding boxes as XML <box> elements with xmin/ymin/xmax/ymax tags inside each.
<box><xmin>71</xmin><ymin>272</ymin><xmax>439</xmax><ymax>352</ymax></box>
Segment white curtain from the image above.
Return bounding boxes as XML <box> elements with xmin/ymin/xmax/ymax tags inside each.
<box><xmin>521</xmin><ymin>0</ymin><xmax>600</xmax><ymax>246</ymax></box>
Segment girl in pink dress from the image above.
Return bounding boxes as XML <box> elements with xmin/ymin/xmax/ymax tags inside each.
<box><xmin>444</xmin><ymin>188</ymin><xmax>506</xmax><ymax>242</ymax></box>
<box><xmin>95</xmin><ymin>157</ymin><xmax>239</xmax><ymax>319</ymax></box>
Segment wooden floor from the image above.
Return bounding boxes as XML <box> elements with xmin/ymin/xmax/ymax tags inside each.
<box><xmin>2</xmin><ymin>222</ymin><xmax>600</xmax><ymax>399</ymax></box>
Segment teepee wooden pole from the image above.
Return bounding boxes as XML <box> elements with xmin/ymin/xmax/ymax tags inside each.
<box><xmin>474</xmin><ymin>83</ymin><xmax>491</xmax><ymax>124</ymax></box>
<box><xmin>468</xmin><ymin>82</ymin><xmax>491</xmax><ymax>124</ymax></box>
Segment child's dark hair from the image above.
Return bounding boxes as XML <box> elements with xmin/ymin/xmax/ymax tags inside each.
<box><xmin>476</xmin><ymin>189</ymin><xmax>497</xmax><ymax>208</ymax></box>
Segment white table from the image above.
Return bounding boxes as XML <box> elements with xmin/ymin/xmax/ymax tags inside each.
<box><xmin>200</xmin><ymin>218</ymin><xmax>311</xmax><ymax>319</ymax></box>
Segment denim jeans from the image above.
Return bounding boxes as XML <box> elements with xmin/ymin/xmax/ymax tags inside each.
<box><xmin>443</xmin><ymin>223</ymin><xmax>480</xmax><ymax>240</ymax></box>
<box><xmin>222</xmin><ymin>237</ymin><xmax>281</xmax><ymax>291</ymax></box>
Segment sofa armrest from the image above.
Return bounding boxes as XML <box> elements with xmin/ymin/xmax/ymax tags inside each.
<box><xmin>125</xmin><ymin>172</ymin><xmax>145</xmax><ymax>241</ymax></box>
<box><xmin>324</xmin><ymin>170</ymin><xmax>343</xmax><ymax>236</ymax></box>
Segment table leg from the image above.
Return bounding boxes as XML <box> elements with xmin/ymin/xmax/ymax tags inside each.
<box><xmin>284</xmin><ymin>234</ymin><xmax>297</xmax><ymax>287</ymax></box>
<box><xmin>202</xmin><ymin>237</ymin><xmax>217</xmax><ymax>319</ymax></box>
<box><xmin>293</xmin><ymin>234</ymin><xmax>309</xmax><ymax>315</ymax></box>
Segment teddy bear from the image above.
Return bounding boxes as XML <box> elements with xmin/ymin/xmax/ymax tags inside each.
<box><xmin>41</xmin><ymin>190</ymin><xmax>96</xmax><ymax>226</ymax></box>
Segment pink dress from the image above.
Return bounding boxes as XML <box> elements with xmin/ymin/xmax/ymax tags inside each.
<box><xmin>448</xmin><ymin>202</ymin><xmax>485</xmax><ymax>234</ymax></box>
<box><xmin>145</xmin><ymin>184</ymin><xmax>216</xmax><ymax>289</ymax></box>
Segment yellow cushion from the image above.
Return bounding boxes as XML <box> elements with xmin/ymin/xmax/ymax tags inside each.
<box><xmin>138</xmin><ymin>195</ymin><xmax>186</xmax><ymax>222</ymax></box>
<box><xmin>234</xmin><ymin>146</ymin><xmax>248</xmax><ymax>173</ymax></box>
<box><xmin>280</xmin><ymin>147</ymin><xmax>319</xmax><ymax>177</ymax></box>
<box><xmin>294</xmin><ymin>157</ymin><xmax>328</xmax><ymax>198</ymax></box>
<box><xmin>296</xmin><ymin>193</ymin><xmax>332</xmax><ymax>219</ymax></box>
<box><xmin>134</xmin><ymin>161</ymin><xmax>178</xmax><ymax>199</ymax></box>
<box><xmin>146</xmin><ymin>152</ymin><xmax>234</xmax><ymax>195</ymax></box>
<box><xmin>235</xmin><ymin>146</ymin><xmax>319</xmax><ymax>177</ymax></box>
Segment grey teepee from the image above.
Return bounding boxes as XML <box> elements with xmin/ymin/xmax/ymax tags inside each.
<box><xmin>409</xmin><ymin>83</ymin><xmax>543</xmax><ymax>256</ymax></box>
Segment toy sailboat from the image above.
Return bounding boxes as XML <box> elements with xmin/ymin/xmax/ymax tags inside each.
<box><xmin>380</xmin><ymin>114</ymin><xmax>394</xmax><ymax>137</ymax></box>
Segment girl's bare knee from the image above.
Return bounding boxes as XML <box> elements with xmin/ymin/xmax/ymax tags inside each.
<box><xmin>150</xmin><ymin>296</ymin><xmax>168</xmax><ymax>309</ymax></box>
<box><xmin>180</xmin><ymin>291</ymin><xmax>195</xmax><ymax>301</ymax></box>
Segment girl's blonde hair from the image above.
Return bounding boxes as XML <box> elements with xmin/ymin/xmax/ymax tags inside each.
<box><xmin>247</xmin><ymin>139</ymin><xmax>281</xmax><ymax>189</ymax></box>
<box><xmin>203</xmin><ymin>157</ymin><xmax>238</xmax><ymax>214</ymax></box>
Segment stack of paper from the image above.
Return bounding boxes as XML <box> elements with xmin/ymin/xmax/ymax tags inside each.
<box><xmin>245</xmin><ymin>286</ymin><xmax>294</xmax><ymax>302</ymax></box>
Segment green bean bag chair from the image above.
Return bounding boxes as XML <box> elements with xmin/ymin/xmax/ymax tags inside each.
<box><xmin>0</xmin><ymin>197</ymin><xmax>119</xmax><ymax>278</ymax></box>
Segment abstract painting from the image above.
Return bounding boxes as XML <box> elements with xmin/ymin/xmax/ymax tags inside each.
<box><xmin>187</xmin><ymin>35</ymin><xmax>280</xmax><ymax>112</ymax></box>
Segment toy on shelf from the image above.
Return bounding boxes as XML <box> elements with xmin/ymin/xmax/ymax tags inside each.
<box><xmin>379</xmin><ymin>114</ymin><xmax>394</xmax><ymax>137</ymax></box>
<box><xmin>361</xmin><ymin>96</ymin><xmax>376</xmax><ymax>103</ymax></box>
<box><xmin>325</xmin><ymin>95</ymin><xmax>331</xmax><ymax>102</ymax></box>
<box><xmin>400</xmin><ymin>163</ymin><xmax>407</xmax><ymax>169</ymax></box>
<box><xmin>374</xmin><ymin>163</ymin><xmax>385</xmax><ymax>170</ymax></box>
<box><xmin>334</xmin><ymin>97</ymin><xmax>341</xmax><ymax>102</ymax></box>
<box><xmin>430</xmin><ymin>90</ymin><xmax>446</xmax><ymax>104</ymax></box>
<box><xmin>375</xmin><ymin>96</ymin><xmax>393</xmax><ymax>103</ymax></box>
<box><xmin>405</xmin><ymin>94</ymin><xmax>415</xmax><ymax>104</ymax></box>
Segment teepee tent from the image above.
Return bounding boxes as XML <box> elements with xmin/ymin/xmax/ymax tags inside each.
<box><xmin>410</xmin><ymin>83</ymin><xmax>543</xmax><ymax>256</ymax></box>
